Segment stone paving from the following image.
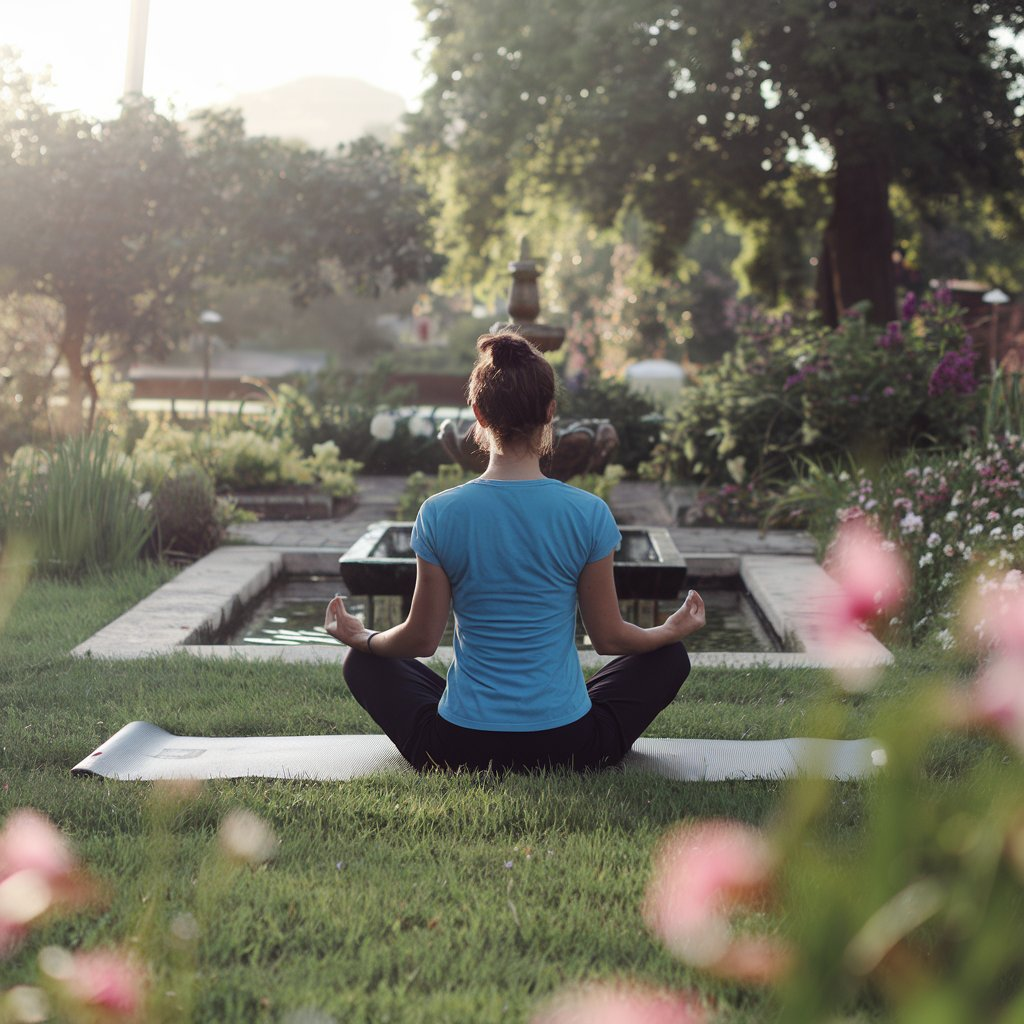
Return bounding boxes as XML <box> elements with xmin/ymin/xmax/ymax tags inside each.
<box><xmin>229</xmin><ymin>476</ymin><xmax>819</xmax><ymax>558</ymax></box>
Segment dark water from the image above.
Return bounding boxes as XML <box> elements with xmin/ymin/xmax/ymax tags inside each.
<box><xmin>222</xmin><ymin>576</ymin><xmax>779</xmax><ymax>653</ymax></box>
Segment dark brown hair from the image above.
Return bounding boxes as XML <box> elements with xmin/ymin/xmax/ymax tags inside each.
<box><xmin>467</xmin><ymin>329</ymin><xmax>556</xmax><ymax>454</ymax></box>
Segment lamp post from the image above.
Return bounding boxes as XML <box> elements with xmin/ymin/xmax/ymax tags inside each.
<box><xmin>123</xmin><ymin>0</ymin><xmax>151</xmax><ymax>101</ymax></box>
<box><xmin>198</xmin><ymin>310</ymin><xmax>222</xmax><ymax>418</ymax></box>
<box><xmin>983</xmin><ymin>288</ymin><xmax>1010</xmax><ymax>374</ymax></box>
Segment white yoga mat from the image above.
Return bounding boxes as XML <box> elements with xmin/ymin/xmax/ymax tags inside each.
<box><xmin>72</xmin><ymin>722</ymin><xmax>883</xmax><ymax>782</ymax></box>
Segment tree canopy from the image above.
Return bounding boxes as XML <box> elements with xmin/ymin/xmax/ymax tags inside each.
<box><xmin>0</xmin><ymin>61</ymin><xmax>443</xmax><ymax>425</ymax></box>
<box><xmin>411</xmin><ymin>0</ymin><xmax>1024</xmax><ymax>323</ymax></box>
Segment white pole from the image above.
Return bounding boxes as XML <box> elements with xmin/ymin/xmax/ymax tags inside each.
<box><xmin>123</xmin><ymin>0</ymin><xmax>151</xmax><ymax>100</ymax></box>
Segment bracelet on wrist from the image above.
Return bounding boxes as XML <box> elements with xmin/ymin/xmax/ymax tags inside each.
<box><xmin>366</xmin><ymin>630</ymin><xmax>379</xmax><ymax>655</ymax></box>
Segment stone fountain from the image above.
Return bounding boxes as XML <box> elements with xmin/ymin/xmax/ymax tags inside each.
<box><xmin>437</xmin><ymin>239</ymin><xmax>619</xmax><ymax>481</ymax></box>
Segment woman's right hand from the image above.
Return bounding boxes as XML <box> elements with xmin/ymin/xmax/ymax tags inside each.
<box><xmin>665</xmin><ymin>589</ymin><xmax>706</xmax><ymax>639</ymax></box>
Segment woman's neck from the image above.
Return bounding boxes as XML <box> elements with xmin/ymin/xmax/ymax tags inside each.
<box><xmin>479</xmin><ymin>447</ymin><xmax>545</xmax><ymax>481</ymax></box>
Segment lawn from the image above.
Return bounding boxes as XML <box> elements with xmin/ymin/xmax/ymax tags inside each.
<box><xmin>0</xmin><ymin>565</ymin><xmax>1009</xmax><ymax>1023</ymax></box>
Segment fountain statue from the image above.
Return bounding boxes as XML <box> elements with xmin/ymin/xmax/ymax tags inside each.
<box><xmin>437</xmin><ymin>239</ymin><xmax>619</xmax><ymax>481</ymax></box>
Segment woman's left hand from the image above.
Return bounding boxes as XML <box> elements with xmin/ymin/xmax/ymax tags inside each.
<box><xmin>324</xmin><ymin>595</ymin><xmax>373</xmax><ymax>650</ymax></box>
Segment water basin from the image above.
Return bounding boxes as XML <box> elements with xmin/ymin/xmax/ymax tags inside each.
<box><xmin>220</xmin><ymin>574</ymin><xmax>780</xmax><ymax>653</ymax></box>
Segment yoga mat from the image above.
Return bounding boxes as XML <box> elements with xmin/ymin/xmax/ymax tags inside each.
<box><xmin>72</xmin><ymin>722</ymin><xmax>883</xmax><ymax>782</ymax></box>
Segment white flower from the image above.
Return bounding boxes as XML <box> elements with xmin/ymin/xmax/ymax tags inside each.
<box><xmin>926</xmin><ymin>532</ymin><xmax>941</xmax><ymax>549</ymax></box>
<box><xmin>943</xmin><ymin>545</ymin><xmax>955</xmax><ymax>558</ymax></box>
<box><xmin>919</xmin><ymin>552</ymin><xmax>934</xmax><ymax>567</ymax></box>
<box><xmin>945</xmin><ymin>511</ymin><xmax>958</xmax><ymax>523</ymax></box>
<box><xmin>369</xmin><ymin>412</ymin><xmax>397</xmax><ymax>442</ymax></box>
<box><xmin>969</xmin><ymin>523</ymin><xmax>984</xmax><ymax>536</ymax></box>
<box><xmin>1012</xmin><ymin>508</ymin><xmax>1024</xmax><ymax>518</ymax></box>
<box><xmin>407</xmin><ymin>414</ymin><xmax>436</xmax><ymax>439</ymax></box>
<box><xmin>1013</xmin><ymin>523</ymin><xmax>1024</xmax><ymax>542</ymax></box>
<box><xmin>937</xmin><ymin>628</ymin><xmax>955</xmax><ymax>650</ymax></box>
<box><xmin>881</xmin><ymin>540</ymin><xmax>897</xmax><ymax>552</ymax></box>
<box><xmin>864</xmin><ymin>499</ymin><xmax>878</xmax><ymax>511</ymax></box>
<box><xmin>899</xmin><ymin>512</ymin><xmax>924</xmax><ymax>534</ymax></box>
<box><xmin>218</xmin><ymin>810</ymin><xmax>278</xmax><ymax>864</ymax></box>
<box><xmin>951</xmin><ymin>491</ymin><xmax>964</xmax><ymax>508</ymax></box>
<box><xmin>990</xmin><ymin>527</ymin><xmax>1004</xmax><ymax>539</ymax></box>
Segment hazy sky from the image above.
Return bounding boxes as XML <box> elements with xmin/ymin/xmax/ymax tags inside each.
<box><xmin>4</xmin><ymin>0</ymin><xmax>430</xmax><ymax>118</ymax></box>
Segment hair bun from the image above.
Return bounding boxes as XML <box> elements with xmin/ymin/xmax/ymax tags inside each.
<box><xmin>478</xmin><ymin>330</ymin><xmax>535</xmax><ymax>369</ymax></box>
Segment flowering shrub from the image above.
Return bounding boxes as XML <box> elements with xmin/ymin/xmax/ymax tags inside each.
<box><xmin>812</xmin><ymin>435</ymin><xmax>1024</xmax><ymax>645</ymax></box>
<box><xmin>647</xmin><ymin>293</ymin><xmax>981</xmax><ymax>485</ymax></box>
<box><xmin>131</xmin><ymin>421</ymin><xmax>361</xmax><ymax>499</ymax></box>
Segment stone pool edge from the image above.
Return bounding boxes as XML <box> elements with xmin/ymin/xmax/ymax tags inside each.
<box><xmin>73</xmin><ymin>545</ymin><xmax>891</xmax><ymax>671</ymax></box>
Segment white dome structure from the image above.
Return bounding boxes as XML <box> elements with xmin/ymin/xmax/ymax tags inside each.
<box><xmin>625</xmin><ymin>359</ymin><xmax>686</xmax><ymax>403</ymax></box>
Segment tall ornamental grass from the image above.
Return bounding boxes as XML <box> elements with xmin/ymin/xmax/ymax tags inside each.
<box><xmin>0</xmin><ymin>432</ymin><xmax>152</xmax><ymax>578</ymax></box>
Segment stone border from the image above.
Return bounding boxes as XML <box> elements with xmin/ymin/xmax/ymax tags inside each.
<box><xmin>74</xmin><ymin>545</ymin><xmax>891</xmax><ymax>669</ymax></box>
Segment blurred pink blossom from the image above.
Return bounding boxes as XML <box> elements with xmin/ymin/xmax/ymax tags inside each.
<box><xmin>0</xmin><ymin>810</ymin><xmax>91</xmax><ymax>958</ymax></box>
<box><xmin>643</xmin><ymin>820</ymin><xmax>788</xmax><ymax>981</ymax></box>
<box><xmin>532</xmin><ymin>983</ymin><xmax>704</xmax><ymax>1024</ymax></box>
<box><xmin>824</xmin><ymin>521</ymin><xmax>909</xmax><ymax>628</ymax></box>
<box><xmin>963</xmin><ymin>572</ymin><xmax>1024</xmax><ymax>654</ymax></box>
<box><xmin>970</xmin><ymin>656</ymin><xmax>1024</xmax><ymax>753</ymax></box>
<box><xmin>42</xmin><ymin>947</ymin><xmax>147</xmax><ymax>1021</ymax></box>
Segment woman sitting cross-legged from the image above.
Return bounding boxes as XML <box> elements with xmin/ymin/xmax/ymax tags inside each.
<box><xmin>325</xmin><ymin>329</ymin><xmax>704</xmax><ymax>773</ymax></box>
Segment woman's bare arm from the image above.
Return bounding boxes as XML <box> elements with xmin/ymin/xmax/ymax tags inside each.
<box><xmin>324</xmin><ymin>557</ymin><xmax>452</xmax><ymax>657</ymax></box>
<box><xmin>577</xmin><ymin>553</ymin><xmax>705</xmax><ymax>655</ymax></box>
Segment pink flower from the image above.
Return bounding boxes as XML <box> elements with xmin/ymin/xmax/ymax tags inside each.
<box><xmin>43</xmin><ymin>947</ymin><xmax>147</xmax><ymax>1021</ymax></box>
<box><xmin>0</xmin><ymin>810</ymin><xmax>76</xmax><ymax>884</ymax></box>
<box><xmin>0</xmin><ymin>810</ymin><xmax>92</xmax><ymax>958</ymax></box>
<box><xmin>963</xmin><ymin>575</ymin><xmax>1024</xmax><ymax>654</ymax></box>
<box><xmin>970</xmin><ymin>656</ymin><xmax>1024</xmax><ymax>753</ymax></box>
<box><xmin>823</xmin><ymin>521</ymin><xmax>909</xmax><ymax>628</ymax></box>
<box><xmin>532</xmin><ymin>983</ymin><xmax>705</xmax><ymax>1024</ymax></box>
<box><xmin>643</xmin><ymin>821</ymin><xmax>789</xmax><ymax>981</ymax></box>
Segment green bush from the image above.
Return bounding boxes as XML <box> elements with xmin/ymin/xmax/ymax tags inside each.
<box><xmin>148</xmin><ymin>466</ymin><xmax>223</xmax><ymax>561</ymax></box>
<box><xmin>557</xmin><ymin>374</ymin><xmax>663</xmax><ymax>472</ymax></box>
<box><xmin>0</xmin><ymin>432</ymin><xmax>152</xmax><ymax>577</ymax></box>
<box><xmin>131</xmin><ymin>421</ymin><xmax>361</xmax><ymax>498</ymax></box>
<box><xmin>647</xmin><ymin>294</ymin><xmax>981</xmax><ymax>485</ymax></box>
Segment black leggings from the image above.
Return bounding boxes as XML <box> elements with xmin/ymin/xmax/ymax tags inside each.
<box><xmin>343</xmin><ymin>642</ymin><xmax>690</xmax><ymax>773</ymax></box>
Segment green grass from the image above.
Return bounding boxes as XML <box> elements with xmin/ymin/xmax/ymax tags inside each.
<box><xmin>0</xmin><ymin>565</ymin><xmax>997</xmax><ymax>1022</ymax></box>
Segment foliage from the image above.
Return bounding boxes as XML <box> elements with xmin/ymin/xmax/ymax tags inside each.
<box><xmin>262</xmin><ymin>371</ymin><xmax>447</xmax><ymax>475</ymax></box>
<box><xmin>646</xmin><ymin>293</ymin><xmax>981</xmax><ymax>485</ymax></box>
<box><xmin>148</xmin><ymin>466</ymin><xmax>224</xmax><ymax>562</ymax></box>
<box><xmin>131</xmin><ymin>420</ymin><xmax>361</xmax><ymax>498</ymax></box>
<box><xmin>397</xmin><ymin>463</ymin><xmax>625</xmax><ymax>519</ymax></box>
<box><xmin>0</xmin><ymin>60</ymin><xmax>443</xmax><ymax>426</ymax></box>
<box><xmin>0</xmin><ymin>432</ymin><xmax>151</xmax><ymax>578</ymax></box>
<box><xmin>396</xmin><ymin>464</ymin><xmax>480</xmax><ymax>519</ymax></box>
<box><xmin>983</xmin><ymin>369</ymin><xmax>1024</xmax><ymax>443</ymax></box>
<box><xmin>790</xmin><ymin>436</ymin><xmax>1024</xmax><ymax>646</ymax></box>
<box><xmin>411</xmin><ymin>0</ymin><xmax>1024</xmax><ymax>322</ymax></box>
<box><xmin>558</xmin><ymin>373</ymin><xmax>663</xmax><ymax>472</ymax></box>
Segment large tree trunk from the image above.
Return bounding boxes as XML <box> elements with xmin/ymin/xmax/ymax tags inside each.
<box><xmin>59</xmin><ymin>300</ymin><xmax>89</xmax><ymax>433</ymax></box>
<box><xmin>817</xmin><ymin>147</ymin><xmax>897</xmax><ymax>327</ymax></box>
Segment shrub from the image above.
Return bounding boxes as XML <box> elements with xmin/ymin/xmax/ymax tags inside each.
<box><xmin>0</xmin><ymin>432</ymin><xmax>152</xmax><ymax>577</ymax></box>
<box><xmin>794</xmin><ymin>435</ymin><xmax>1024</xmax><ymax>645</ymax></box>
<box><xmin>131</xmin><ymin>421</ymin><xmax>361</xmax><ymax>498</ymax></box>
<box><xmin>148</xmin><ymin>466</ymin><xmax>223</xmax><ymax>561</ymax></box>
<box><xmin>646</xmin><ymin>293</ymin><xmax>981</xmax><ymax>485</ymax></box>
<box><xmin>557</xmin><ymin>374</ymin><xmax>663</xmax><ymax>473</ymax></box>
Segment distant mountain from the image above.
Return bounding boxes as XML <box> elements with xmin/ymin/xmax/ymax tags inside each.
<box><xmin>229</xmin><ymin>76</ymin><xmax>406</xmax><ymax>150</ymax></box>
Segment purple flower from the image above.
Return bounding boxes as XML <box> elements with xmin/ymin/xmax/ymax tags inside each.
<box><xmin>928</xmin><ymin>336</ymin><xmax>978</xmax><ymax>397</ymax></box>
<box><xmin>878</xmin><ymin>321</ymin><xmax>903</xmax><ymax>348</ymax></box>
<box><xmin>901</xmin><ymin>291</ymin><xmax>917</xmax><ymax>320</ymax></box>
<box><xmin>883</xmin><ymin>386</ymin><xmax>895</xmax><ymax>397</ymax></box>
<box><xmin>935</xmin><ymin>285</ymin><xmax>953</xmax><ymax>306</ymax></box>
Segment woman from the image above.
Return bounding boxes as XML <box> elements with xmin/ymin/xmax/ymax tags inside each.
<box><xmin>325</xmin><ymin>330</ymin><xmax>705</xmax><ymax>772</ymax></box>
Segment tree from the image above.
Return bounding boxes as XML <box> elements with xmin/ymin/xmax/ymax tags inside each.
<box><xmin>0</xmin><ymin>61</ymin><xmax>443</xmax><ymax>426</ymax></box>
<box><xmin>410</xmin><ymin>0</ymin><xmax>1024</xmax><ymax>324</ymax></box>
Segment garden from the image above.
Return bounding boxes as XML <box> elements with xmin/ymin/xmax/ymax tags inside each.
<box><xmin>4</xmin><ymin>2</ymin><xmax>1024</xmax><ymax>1022</ymax></box>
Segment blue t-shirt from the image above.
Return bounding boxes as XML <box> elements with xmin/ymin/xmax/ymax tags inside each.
<box><xmin>410</xmin><ymin>478</ymin><xmax>621</xmax><ymax>732</ymax></box>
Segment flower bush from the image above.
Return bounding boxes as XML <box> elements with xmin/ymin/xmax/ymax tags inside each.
<box><xmin>131</xmin><ymin>421</ymin><xmax>361</xmax><ymax>499</ymax></box>
<box><xmin>646</xmin><ymin>293</ymin><xmax>981</xmax><ymax>485</ymax></box>
<box><xmin>802</xmin><ymin>435</ymin><xmax>1024</xmax><ymax>645</ymax></box>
